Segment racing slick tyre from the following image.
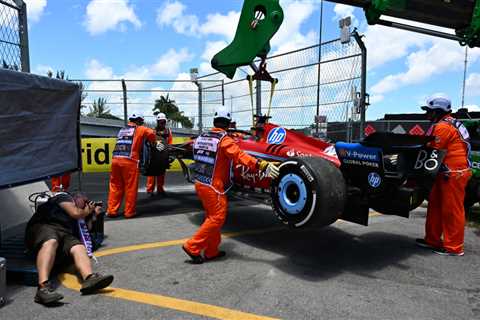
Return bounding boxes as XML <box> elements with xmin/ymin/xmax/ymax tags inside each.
<box><xmin>271</xmin><ymin>157</ymin><xmax>346</xmax><ymax>228</ymax></box>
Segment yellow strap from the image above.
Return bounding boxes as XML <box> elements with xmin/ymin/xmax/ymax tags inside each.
<box><xmin>266</xmin><ymin>79</ymin><xmax>277</xmax><ymax>118</ymax></box>
<box><xmin>248</xmin><ymin>75</ymin><xmax>255</xmax><ymax>127</ymax></box>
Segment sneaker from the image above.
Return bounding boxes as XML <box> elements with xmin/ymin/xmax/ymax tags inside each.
<box><xmin>415</xmin><ymin>239</ymin><xmax>440</xmax><ymax>250</ymax></box>
<box><xmin>80</xmin><ymin>273</ymin><xmax>114</xmax><ymax>295</ymax></box>
<box><xmin>204</xmin><ymin>251</ymin><xmax>226</xmax><ymax>262</ymax></box>
<box><xmin>124</xmin><ymin>213</ymin><xmax>137</xmax><ymax>219</ymax></box>
<box><xmin>182</xmin><ymin>246</ymin><xmax>203</xmax><ymax>264</ymax></box>
<box><xmin>433</xmin><ymin>248</ymin><xmax>465</xmax><ymax>256</ymax></box>
<box><xmin>34</xmin><ymin>281</ymin><xmax>64</xmax><ymax>305</ymax></box>
<box><xmin>105</xmin><ymin>212</ymin><xmax>119</xmax><ymax>219</ymax></box>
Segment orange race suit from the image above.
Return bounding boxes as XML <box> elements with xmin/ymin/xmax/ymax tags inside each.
<box><xmin>425</xmin><ymin>115</ymin><xmax>471</xmax><ymax>254</ymax></box>
<box><xmin>184</xmin><ymin>127</ymin><xmax>260</xmax><ymax>258</ymax></box>
<box><xmin>146</xmin><ymin>127</ymin><xmax>173</xmax><ymax>194</ymax></box>
<box><xmin>51</xmin><ymin>173</ymin><xmax>71</xmax><ymax>192</ymax></box>
<box><xmin>107</xmin><ymin>122</ymin><xmax>155</xmax><ymax>218</ymax></box>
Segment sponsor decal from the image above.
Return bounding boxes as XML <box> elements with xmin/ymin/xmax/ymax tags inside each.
<box><xmin>286</xmin><ymin>148</ymin><xmax>314</xmax><ymax>157</ymax></box>
<box><xmin>237</xmin><ymin>164</ymin><xmax>268</xmax><ymax>183</ymax></box>
<box><xmin>336</xmin><ymin>145</ymin><xmax>381</xmax><ymax>168</ymax></box>
<box><xmin>364</xmin><ymin>124</ymin><xmax>376</xmax><ymax>136</ymax></box>
<box><xmin>300</xmin><ymin>165</ymin><xmax>314</xmax><ymax>182</ymax></box>
<box><xmin>267</xmin><ymin>127</ymin><xmax>287</xmax><ymax>145</ymax></box>
<box><xmin>368</xmin><ymin>172</ymin><xmax>382</xmax><ymax>188</ymax></box>
<box><xmin>414</xmin><ymin>149</ymin><xmax>439</xmax><ymax>171</ymax></box>
<box><xmin>409</xmin><ymin>124</ymin><xmax>425</xmax><ymax>136</ymax></box>
<box><xmin>81</xmin><ymin>138</ymin><xmax>117</xmax><ymax>173</ymax></box>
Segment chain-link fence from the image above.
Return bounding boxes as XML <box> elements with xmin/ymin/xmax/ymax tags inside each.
<box><xmin>199</xmin><ymin>34</ymin><xmax>366</xmax><ymax>141</ymax></box>
<box><xmin>0</xmin><ymin>0</ymin><xmax>29</xmax><ymax>72</ymax></box>
<box><xmin>73</xmin><ymin>79</ymin><xmax>221</xmax><ymax>129</ymax></box>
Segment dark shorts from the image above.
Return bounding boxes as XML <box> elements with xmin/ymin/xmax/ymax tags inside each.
<box><xmin>25</xmin><ymin>223</ymin><xmax>83</xmax><ymax>258</ymax></box>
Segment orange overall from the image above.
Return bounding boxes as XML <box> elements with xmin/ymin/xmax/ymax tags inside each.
<box><xmin>146</xmin><ymin>128</ymin><xmax>173</xmax><ymax>193</ymax></box>
<box><xmin>51</xmin><ymin>173</ymin><xmax>71</xmax><ymax>192</ymax></box>
<box><xmin>425</xmin><ymin>115</ymin><xmax>471</xmax><ymax>254</ymax></box>
<box><xmin>184</xmin><ymin>127</ymin><xmax>259</xmax><ymax>258</ymax></box>
<box><xmin>107</xmin><ymin>122</ymin><xmax>155</xmax><ymax>218</ymax></box>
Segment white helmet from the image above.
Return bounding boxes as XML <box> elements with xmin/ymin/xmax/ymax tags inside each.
<box><xmin>156</xmin><ymin>113</ymin><xmax>167</xmax><ymax>121</ymax></box>
<box><xmin>214</xmin><ymin>106</ymin><xmax>232</xmax><ymax>121</ymax></box>
<box><xmin>129</xmin><ymin>113</ymin><xmax>144</xmax><ymax>121</ymax></box>
<box><xmin>421</xmin><ymin>93</ymin><xmax>452</xmax><ymax>112</ymax></box>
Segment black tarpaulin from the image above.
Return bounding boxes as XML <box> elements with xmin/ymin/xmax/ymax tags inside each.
<box><xmin>0</xmin><ymin>69</ymin><xmax>81</xmax><ymax>189</ymax></box>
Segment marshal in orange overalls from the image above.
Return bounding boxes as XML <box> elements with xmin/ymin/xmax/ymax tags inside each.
<box><xmin>51</xmin><ymin>173</ymin><xmax>71</xmax><ymax>192</ymax></box>
<box><xmin>107</xmin><ymin>122</ymin><xmax>155</xmax><ymax>218</ymax></box>
<box><xmin>184</xmin><ymin>127</ymin><xmax>259</xmax><ymax>259</ymax></box>
<box><xmin>425</xmin><ymin>115</ymin><xmax>471</xmax><ymax>254</ymax></box>
<box><xmin>146</xmin><ymin>128</ymin><xmax>173</xmax><ymax>194</ymax></box>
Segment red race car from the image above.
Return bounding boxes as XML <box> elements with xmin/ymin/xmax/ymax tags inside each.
<box><xmin>141</xmin><ymin>115</ymin><xmax>445</xmax><ymax>229</ymax></box>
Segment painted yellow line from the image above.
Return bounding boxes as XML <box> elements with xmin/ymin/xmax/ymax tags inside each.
<box><xmin>95</xmin><ymin>227</ymin><xmax>284</xmax><ymax>258</ymax></box>
<box><xmin>96</xmin><ymin>213</ymin><xmax>382</xmax><ymax>258</ymax></box>
<box><xmin>62</xmin><ymin>213</ymin><xmax>382</xmax><ymax>319</ymax></box>
<box><xmin>60</xmin><ymin>273</ymin><xmax>279</xmax><ymax>320</ymax></box>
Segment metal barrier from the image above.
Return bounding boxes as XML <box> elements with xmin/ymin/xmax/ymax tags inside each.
<box><xmin>71</xmin><ymin>79</ymin><xmax>223</xmax><ymax>129</ymax></box>
<box><xmin>199</xmin><ymin>33</ymin><xmax>366</xmax><ymax>141</ymax></box>
<box><xmin>0</xmin><ymin>0</ymin><xmax>29</xmax><ymax>72</ymax></box>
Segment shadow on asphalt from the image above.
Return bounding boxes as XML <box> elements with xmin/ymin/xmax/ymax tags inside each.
<box><xmin>188</xmin><ymin>206</ymin><xmax>427</xmax><ymax>282</ymax></box>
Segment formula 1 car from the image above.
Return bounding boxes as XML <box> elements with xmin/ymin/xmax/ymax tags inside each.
<box><xmin>142</xmin><ymin>115</ymin><xmax>446</xmax><ymax>229</ymax></box>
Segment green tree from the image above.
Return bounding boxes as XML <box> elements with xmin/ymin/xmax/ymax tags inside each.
<box><xmin>87</xmin><ymin>97</ymin><xmax>120</xmax><ymax>120</ymax></box>
<box><xmin>152</xmin><ymin>94</ymin><xmax>193</xmax><ymax>128</ymax></box>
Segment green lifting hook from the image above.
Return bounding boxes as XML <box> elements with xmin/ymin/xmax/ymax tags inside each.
<box><xmin>210</xmin><ymin>0</ymin><xmax>284</xmax><ymax>80</ymax></box>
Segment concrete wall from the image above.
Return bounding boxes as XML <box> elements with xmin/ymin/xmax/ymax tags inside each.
<box><xmin>0</xmin><ymin>182</ymin><xmax>49</xmax><ymax>239</ymax></box>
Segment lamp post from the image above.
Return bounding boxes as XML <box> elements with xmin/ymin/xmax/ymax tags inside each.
<box><xmin>190</xmin><ymin>68</ymin><xmax>203</xmax><ymax>133</ymax></box>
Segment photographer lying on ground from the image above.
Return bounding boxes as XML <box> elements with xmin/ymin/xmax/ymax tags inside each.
<box><xmin>25</xmin><ymin>192</ymin><xmax>114</xmax><ymax>305</ymax></box>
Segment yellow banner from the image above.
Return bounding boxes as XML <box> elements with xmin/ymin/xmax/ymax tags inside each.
<box><xmin>81</xmin><ymin>137</ymin><xmax>192</xmax><ymax>173</ymax></box>
<box><xmin>81</xmin><ymin>138</ymin><xmax>117</xmax><ymax>173</ymax></box>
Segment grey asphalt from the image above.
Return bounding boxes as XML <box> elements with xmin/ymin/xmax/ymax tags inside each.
<box><xmin>2</xmin><ymin>172</ymin><xmax>480</xmax><ymax>319</ymax></box>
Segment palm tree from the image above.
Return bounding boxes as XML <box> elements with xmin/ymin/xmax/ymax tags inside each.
<box><xmin>87</xmin><ymin>98</ymin><xmax>120</xmax><ymax>120</ymax></box>
<box><xmin>152</xmin><ymin>94</ymin><xmax>193</xmax><ymax>128</ymax></box>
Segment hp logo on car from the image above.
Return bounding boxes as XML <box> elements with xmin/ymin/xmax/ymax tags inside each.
<box><xmin>368</xmin><ymin>172</ymin><xmax>381</xmax><ymax>188</ymax></box>
<box><xmin>267</xmin><ymin>127</ymin><xmax>287</xmax><ymax>145</ymax></box>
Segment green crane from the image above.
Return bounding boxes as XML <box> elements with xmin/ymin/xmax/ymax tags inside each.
<box><xmin>211</xmin><ymin>0</ymin><xmax>480</xmax><ymax>80</ymax></box>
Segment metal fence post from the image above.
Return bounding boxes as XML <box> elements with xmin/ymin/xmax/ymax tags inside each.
<box><xmin>256</xmin><ymin>79</ymin><xmax>262</xmax><ymax>116</ymax></box>
<box><xmin>222</xmin><ymin>79</ymin><xmax>225</xmax><ymax>106</ymax></box>
<box><xmin>121</xmin><ymin>79</ymin><xmax>128</xmax><ymax>126</ymax></box>
<box><xmin>354</xmin><ymin>32</ymin><xmax>367</xmax><ymax>139</ymax></box>
<box><xmin>198</xmin><ymin>83</ymin><xmax>203</xmax><ymax>133</ymax></box>
<box><xmin>16</xmin><ymin>0</ymin><xmax>30</xmax><ymax>72</ymax></box>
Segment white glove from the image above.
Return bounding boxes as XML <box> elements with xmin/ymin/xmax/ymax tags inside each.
<box><xmin>156</xmin><ymin>142</ymin><xmax>165</xmax><ymax>152</ymax></box>
<box><xmin>264</xmin><ymin>163</ymin><xmax>280</xmax><ymax>179</ymax></box>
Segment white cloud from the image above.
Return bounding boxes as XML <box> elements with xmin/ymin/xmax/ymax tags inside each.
<box><xmin>85</xmin><ymin>59</ymin><xmax>115</xmax><ymax>79</ymax></box>
<box><xmin>369</xmin><ymin>95</ymin><xmax>384</xmax><ymax>105</ymax></box>
<box><xmin>84</xmin><ymin>0</ymin><xmax>141</xmax><ymax>35</ymax></box>
<box><xmin>156</xmin><ymin>1</ymin><xmax>238</xmax><ymax>39</ymax></box>
<box><xmin>466</xmin><ymin>73</ymin><xmax>480</xmax><ymax>97</ymax></box>
<box><xmin>24</xmin><ymin>0</ymin><xmax>47</xmax><ymax>23</ymax></box>
<box><xmin>199</xmin><ymin>11</ymin><xmax>239</xmax><ymax>40</ymax></box>
<box><xmin>156</xmin><ymin>0</ymin><xmax>199</xmax><ymax>36</ymax></box>
<box><xmin>371</xmin><ymin>39</ymin><xmax>480</xmax><ymax>96</ymax></box>
<box><xmin>272</xmin><ymin>0</ymin><xmax>317</xmax><ymax>51</ymax></box>
<box><xmin>152</xmin><ymin>48</ymin><xmax>193</xmax><ymax>77</ymax></box>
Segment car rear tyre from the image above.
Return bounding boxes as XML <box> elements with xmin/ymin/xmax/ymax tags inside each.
<box><xmin>271</xmin><ymin>157</ymin><xmax>346</xmax><ymax>228</ymax></box>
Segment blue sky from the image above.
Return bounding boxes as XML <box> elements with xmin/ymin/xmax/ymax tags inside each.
<box><xmin>25</xmin><ymin>0</ymin><xmax>480</xmax><ymax>121</ymax></box>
